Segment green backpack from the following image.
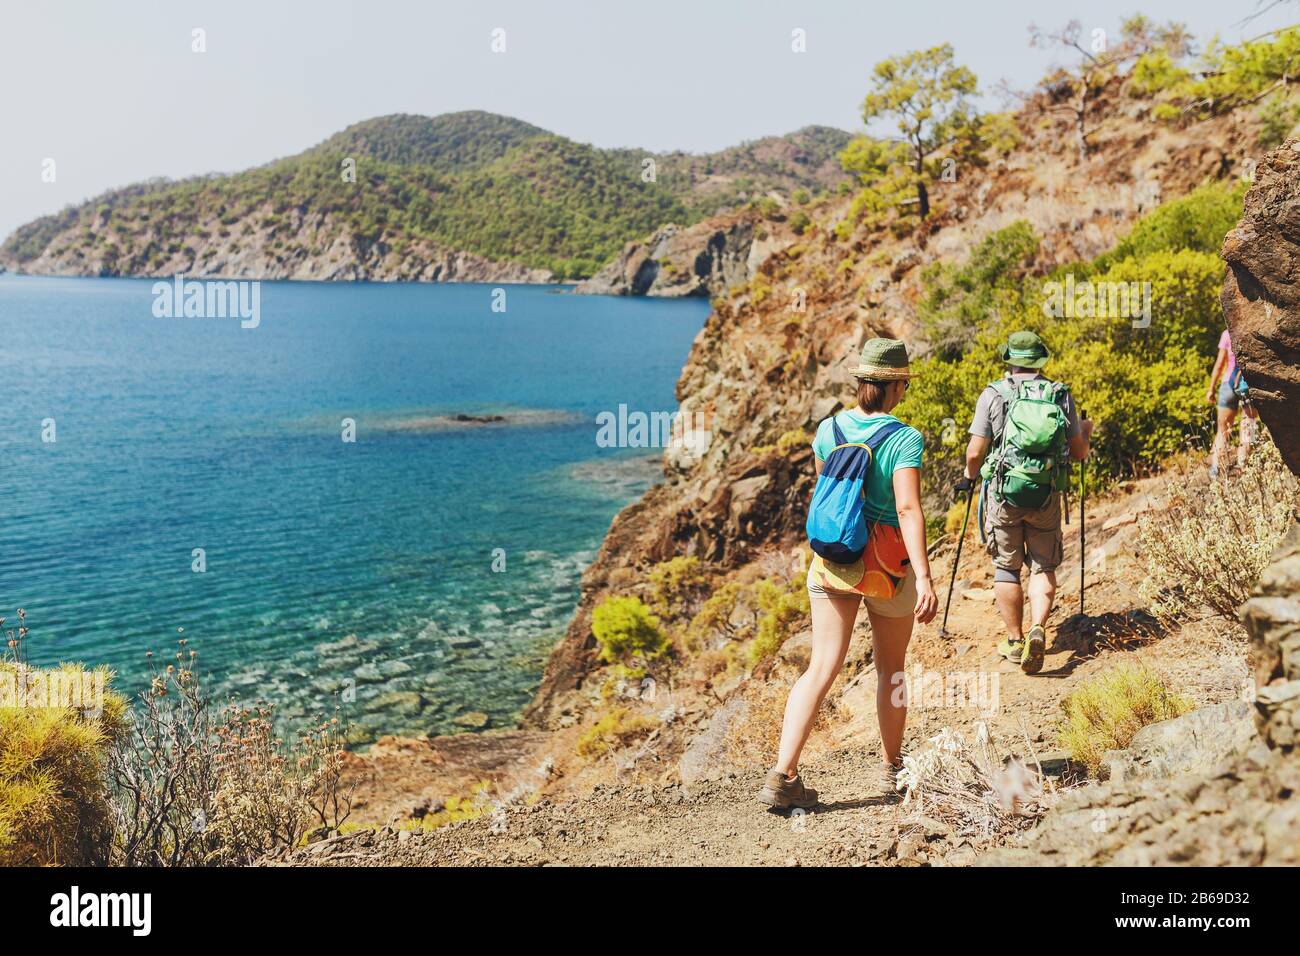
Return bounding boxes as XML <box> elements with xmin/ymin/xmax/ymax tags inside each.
<box><xmin>980</xmin><ymin>377</ymin><xmax>1071</xmax><ymax>509</ymax></box>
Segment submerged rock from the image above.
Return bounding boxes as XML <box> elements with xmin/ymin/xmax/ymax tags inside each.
<box><xmin>365</xmin><ymin>691</ymin><xmax>429</xmax><ymax>717</ymax></box>
<box><xmin>452</xmin><ymin>711</ymin><xmax>490</xmax><ymax>729</ymax></box>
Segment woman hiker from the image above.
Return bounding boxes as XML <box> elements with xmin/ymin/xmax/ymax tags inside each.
<box><xmin>1206</xmin><ymin>327</ymin><xmax>1258</xmax><ymax>480</ymax></box>
<box><xmin>758</xmin><ymin>338</ymin><xmax>938</xmax><ymax>810</ymax></box>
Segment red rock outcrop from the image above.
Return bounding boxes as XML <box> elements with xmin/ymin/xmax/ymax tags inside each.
<box><xmin>1220</xmin><ymin>140</ymin><xmax>1300</xmax><ymax>474</ymax></box>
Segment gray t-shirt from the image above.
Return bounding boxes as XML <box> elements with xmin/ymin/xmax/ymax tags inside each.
<box><xmin>969</xmin><ymin>372</ymin><xmax>1081</xmax><ymax>442</ymax></box>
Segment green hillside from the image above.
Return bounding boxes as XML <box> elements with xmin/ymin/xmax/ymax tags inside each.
<box><xmin>1</xmin><ymin>112</ymin><xmax>851</xmax><ymax>281</ymax></box>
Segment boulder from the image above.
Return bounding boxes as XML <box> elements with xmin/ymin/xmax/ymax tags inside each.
<box><xmin>1220</xmin><ymin>139</ymin><xmax>1300</xmax><ymax>475</ymax></box>
<box><xmin>1240</xmin><ymin>520</ymin><xmax>1300</xmax><ymax>751</ymax></box>
<box><xmin>364</xmin><ymin>691</ymin><xmax>428</xmax><ymax>717</ymax></box>
<box><xmin>1097</xmin><ymin>700</ymin><xmax>1259</xmax><ymax>783</ymax></box>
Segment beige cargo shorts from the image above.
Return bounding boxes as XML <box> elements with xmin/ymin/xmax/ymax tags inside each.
<box><xmin>983</xmin><ymin>492</ymin><xmax>1064</xmax><ymax>583</ymax></box>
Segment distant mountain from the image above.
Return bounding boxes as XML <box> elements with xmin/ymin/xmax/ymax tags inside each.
<box><xmin>1</xmin><ymin>111</ymin><xmax>851</xmax><ymax>283</ymax></box>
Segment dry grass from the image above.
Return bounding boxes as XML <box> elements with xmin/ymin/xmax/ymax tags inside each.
<box><xmin>1137</xmin><ymin>438</ymin><xmax>1298</xmax><ymax>623</ymax></box>
<box><xmin>896</xmin><ymin>722</ymin><xmax>1050</xmax><ymax>838</ymax></box>
<box><xmin>725</xmin><ymin>678</ymin><xmax>831</xmax><ymax>769</ymax></box>
<box><xmin>1057</xmin><ymin>663</ymin><xmax>1194</xmax><ymax>775</ymax></box>
<box><xmin>109</xmin><ymin>638</ymin><xmax>353</xmax><ymax>866</ymax></box>
<box><xmin>575</xmin><ymin>707</ymin><xmax>658</xmax><ymax>758</ymax></box>
<box><xmin>201</xmin><ymin>703</ymin><xmax>351</xmax><ymax>863</ymax></box>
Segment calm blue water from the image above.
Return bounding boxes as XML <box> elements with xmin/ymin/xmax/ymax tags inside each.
<box><xmin>0</xmin><ymin>275</ymin><xmax>706</xmax><ymax>743</ymax></box>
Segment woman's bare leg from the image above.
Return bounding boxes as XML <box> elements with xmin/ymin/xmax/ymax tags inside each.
<box><xmin>773</xmin><ymin>593</ymin><xmax>858</xmax><ymax>775</ymax></box>
<box><xmin>868</xmin><ymin>609</ymin><xmax>915</xmax><ymax>766</ymax></box>
<box><xmin>1212</xmin><ymin>406</ymin><xmax>1235</xmax><ymax>475</ymax></box>
<box><xmin>1239</xmin><ymin>407</ymin><xmax>1258</xmax><ymax>468</ymax></box>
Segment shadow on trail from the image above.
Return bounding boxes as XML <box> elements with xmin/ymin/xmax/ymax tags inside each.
<box><xmin>806</xmin><ymin>795</ymin><xmax>900</xmax><ymax>814</ymax></box>
<box><xmin>1043</xmin><ymin>609</ymin><xmax>1166</xmax><ymax>676</ymax></box>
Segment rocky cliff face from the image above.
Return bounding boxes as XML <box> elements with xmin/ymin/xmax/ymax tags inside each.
<box><xmin>1242</xmin><ymin>523</ymin><xmax>1300</xmax><ymax>753</ymax></box>
<box><xmin>3</xmin><ymin>202</ymin><xmax>553</xmax><ymax>284</ymax></box>
<box><xmin>574</xmin><ymin>214</ymin><xmax>770</xmax><ymax>297</ymax></box>
<box><xmin>1221</xmin><ymin>140</ymin><xmax>1300</xmax><ymax>474</ymax></box>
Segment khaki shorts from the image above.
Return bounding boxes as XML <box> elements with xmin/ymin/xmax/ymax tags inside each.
<box><xmin>807</xmin><ymin>563</ymin><xmax>917</xmax><ymax>618</ymax></box>
<box><xmin>984</xmin><ymin>492</ymin><xmax>1064</xmax><ymax>581</ymax></box>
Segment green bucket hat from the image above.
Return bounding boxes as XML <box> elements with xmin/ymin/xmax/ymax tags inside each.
<box><xmin>848</xmin><ymin>337</ymin><xmax>916</xmax><ymax>381</ymax></box>
<box><xmin>1000</xmin><ymin>330</ymin><xmax>1050</xmax><ymax>369</ymax></box>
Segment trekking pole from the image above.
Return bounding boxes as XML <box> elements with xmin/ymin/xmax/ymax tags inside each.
<box><xmin>940</xmin><ymin>483</ymin><xmax>975</xmax><ymax>637</ymax></box>
<box><xmin>1079</xmin><ymin>407</ymin><xmax>1086</xmax><ymax>618</ymax></box>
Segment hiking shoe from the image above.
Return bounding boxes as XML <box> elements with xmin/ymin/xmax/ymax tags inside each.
<box><xmin>997</xmin><ymin>637</ymin><xmax>1024</xmax><ymax>663</ymax></box>
<box><xmin>1022</xmin><ymin>625</ymin><xmax>1046</xmax><ymax>675</ymax></box>
<box><xmin>758</xmin><ymin>769</ymin><xmax>819</xmax><ymax>810</ymax></box>
<box><xmin>876</xmin><ymin>759</ymin><xmax>904</xmax><ymax>799</ymax></box>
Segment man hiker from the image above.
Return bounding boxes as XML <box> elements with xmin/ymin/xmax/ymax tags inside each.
<box><xmin>954</xmin><ymin>331</ymin><xmax>1093</xmax><ymax>674</ymax></box>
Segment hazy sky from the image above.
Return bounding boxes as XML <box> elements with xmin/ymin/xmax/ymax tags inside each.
<box><xmin>2</xmin><ymin>0</ymin><xmax>1294</xmax><ymax>239</ymax></box>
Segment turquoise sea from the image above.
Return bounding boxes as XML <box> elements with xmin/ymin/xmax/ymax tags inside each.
<box><xmin>0</xmin><ymin>275</ymin><xmax>707</xmax><ymax>742</ymax></box>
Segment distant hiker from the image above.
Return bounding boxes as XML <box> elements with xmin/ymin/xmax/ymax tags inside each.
<box><xmin>1206</xmin><ymin>327</ymin><xmax>1258</xmax><ymax>480</ymax></box>
<box><xmin>759</xmin><ymin>338</ymin><xmax>937</xmax><ymax>811</ymax></box>
<box><xmin>957</xmin><ymin>331</ymin><xmax>1092</xmax><ymax>675</ymax></box>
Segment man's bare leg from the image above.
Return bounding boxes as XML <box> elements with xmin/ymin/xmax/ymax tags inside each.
<box><xmin>994</xmin><ymin>579</ymin><xmax>1024</xmax><ymax>643</ymax></box>
<box><xmin>1028</xmin><ymin>570</ymin><xmax>1057</xmax><ymax>628</ymax></box>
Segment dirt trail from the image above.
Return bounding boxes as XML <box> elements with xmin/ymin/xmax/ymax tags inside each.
<box><xmin>276</xmin><ymin>469</ymin><xmax>1247</xmax><ymax>866</ymax></box>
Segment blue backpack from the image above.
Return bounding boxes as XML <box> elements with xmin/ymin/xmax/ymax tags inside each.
<box><xmin>805</xmin><ymin>415</ymin><xmax>906</xmax><ymax>564</ymax></box>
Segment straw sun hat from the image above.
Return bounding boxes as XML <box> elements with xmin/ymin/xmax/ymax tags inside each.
<box><xmin>847</xmin><ymin>337</ymin><xmax>917</xmax><ymax>381</ymax></box>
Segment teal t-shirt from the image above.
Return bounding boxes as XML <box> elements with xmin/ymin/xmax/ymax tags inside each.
<box><xmin>811</xmin><ymin>412</ymin><xmax>925</xmax><ymax>528</ymax></box>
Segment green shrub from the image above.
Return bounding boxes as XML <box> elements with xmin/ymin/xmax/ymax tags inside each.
<box><xmin>0</xmin><ymin>663</ymin><xmax>129</xmax><ymax>866</ymax></box>
<box><xmin>687</xmin><ymin>582</ymin><xmax>748</xmax><ymax>649</ymax></box>
<box><xmin>1258</xmin><ymin>94</ymin><xmax>1300</xmax><ymax>149</ymax></box>
<box><xmin>917</xmin><ymin>220</ymin><xmax>1039</xmax><ymax>358</ymax></box>
<box><xmin>647</xmin><ymin>556</ymin><xmax>709</xmax><ymax>619</ymax></box>
<box><xmin>1058</xmin><ymin>664</ymin><xmax>1194</xmax><ymax>775</ymax></box>
<box><xmin>406</xmin><ymin>780</ymin><xmax>493</xmax><ymax>830</ymax></box>
<box><xmin>747</xmin><ymin>577</ymin><xmax>811</xmax><ymax>665</ymax></box>
<box><xmin>591</xmin><ymin>596</ymin><xmax>668</xmax><ymax>665</ymax></box>
<box><xmin>775</xmin><ymin>428</ymin><xmax>812</xmax><ymax>455</ymax></box>
<box><xmin>899</xmin><ymin>187</ymin><xmax>1238</xmax><ymax>501</ymax></box>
